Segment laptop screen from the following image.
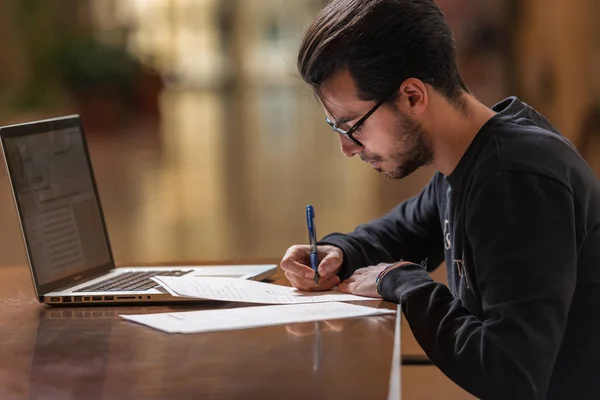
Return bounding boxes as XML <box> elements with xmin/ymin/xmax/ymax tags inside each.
<box><xmin>2</xmin><ymin>123</ymin><xmax>112</xmax><ymax>287</ymax></box>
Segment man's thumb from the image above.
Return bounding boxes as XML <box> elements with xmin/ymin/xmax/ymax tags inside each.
<box><xmin>319</xmin><ymin>253</ymin><xmax>341</xmax><ymax>276</ymax></box>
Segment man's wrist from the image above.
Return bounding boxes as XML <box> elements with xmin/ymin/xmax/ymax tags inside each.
<box><xmin>375</xmin><ymin>261</ymin><xmax>414</xmax><ymax>295</ymax></box>
<box><xmin>378</xmin><ymin>262</ymin><xmax>433</xmax><ymax>302</ymax></box>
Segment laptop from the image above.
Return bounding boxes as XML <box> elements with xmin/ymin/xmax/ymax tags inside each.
<box><xmin>0</xmin><ymin>115</ymin><xmax>277</xmax><ymax>305</ymax></box>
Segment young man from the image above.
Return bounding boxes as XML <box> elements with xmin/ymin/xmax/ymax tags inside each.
<box><xmin>280</xmin><ymin>0</ymin><xmax>600</xmax><ymax>398</ymax></box>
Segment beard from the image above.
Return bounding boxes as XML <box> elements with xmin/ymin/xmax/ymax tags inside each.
<box><xmin>360</xmin><ymin>112</ymin><xmax>433</xmax><ymax>179</ymax></box>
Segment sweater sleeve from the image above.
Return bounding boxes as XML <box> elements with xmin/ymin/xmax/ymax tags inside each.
<box><xmin>379</xmin><ymin>171</ymin><xmax>578</xmax><ymax>399</ymax></box>
<box><xmin>318</xmin><ymin>175</ymin><xmax>444</xmax><ymax>280</ymax></box>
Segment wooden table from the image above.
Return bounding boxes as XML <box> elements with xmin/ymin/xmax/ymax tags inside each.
<box><xmin>0</xmin><ymin>263</ymin><xmax>472</xmax><ymax>400</ymax></box>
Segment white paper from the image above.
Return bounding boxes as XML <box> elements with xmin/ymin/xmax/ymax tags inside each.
<box><xmin>152</xmin><ymin>276</ymin><xmax>374</xmax><ymax>304</ymax></box>
<box><xmin>120</xmin><ymin>302</ymin><xmax>395</xmax><ymax>334</ymax></box>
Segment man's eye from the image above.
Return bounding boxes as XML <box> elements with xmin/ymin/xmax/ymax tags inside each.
<box><xmin>354</xmin><ymin>123</ymin><xmax>365</xmax><ymax>133</ymax></box>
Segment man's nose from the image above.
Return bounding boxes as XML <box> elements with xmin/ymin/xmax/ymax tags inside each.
<box><xmin>339</xmin><ymin>135</ymin><xmax>361</xmax><ymax>157</ymax></box>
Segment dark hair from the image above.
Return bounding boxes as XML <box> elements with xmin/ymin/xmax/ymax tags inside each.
<box><xmin>298</xmin><ymin>0</ymin><xmax>469</xmax><ymax>107</ymax></box>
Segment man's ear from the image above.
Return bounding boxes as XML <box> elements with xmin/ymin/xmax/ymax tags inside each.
<box><xmin>394</xmin><ymin>78</ymin><xmax>428</xmax><ymax>116</ymax></box>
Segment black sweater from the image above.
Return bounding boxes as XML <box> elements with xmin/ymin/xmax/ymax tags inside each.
<box><xmin>320</xmin><ymin>97</ymin><xmax>600</xmax><ymax>399</ymax></box>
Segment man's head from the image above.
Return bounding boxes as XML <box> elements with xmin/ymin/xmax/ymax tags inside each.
<box><xmin>297</xmin><ymin>0</ymin><xmax>468</xmax><ymax>178</ymax></box>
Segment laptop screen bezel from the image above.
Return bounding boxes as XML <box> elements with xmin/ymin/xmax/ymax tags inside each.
<box><xmin>0</xmin><ymin>115</ymin><xmax>116</xmax><ymax>299</ymax></box>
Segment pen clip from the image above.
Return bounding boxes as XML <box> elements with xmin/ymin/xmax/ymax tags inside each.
<box><xmin>306</xmin><ymin>205</ymin><xmax>317</xmax><ymax>251</ymax></box>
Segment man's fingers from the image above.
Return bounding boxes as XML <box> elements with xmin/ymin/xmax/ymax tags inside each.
<box><xmin>281</xmin><ymin>245</ymin><xmax>342</xmax><ymax>280</ymax></box>
<box><xmin>281</xmin><ymin>245</ymin><xmax>309</xmax><ymax>263</ymax></box>
<box><xmin>311</xmin><ymin>274</ymin><xmax>341</xmax><ymax>291</ymax></box>
<box><xmin>324</xmin><ymin>274</ymin><xmax>341</xmax><ymax>288</ymax></box>
<box><xmin>287</xmin><ymin>273</ymin><xmax>340</xmax><ymax>292</ymax></box>
<box><xmin>286</xmin><ymin>273</ymin><xmax>315</xmax><ymax>292</ymax></box>
<box><xmin>337</xmin><ymin>277</ymin><xmax>357</xmax><ymax>294</ymax></box>
<box><xmin>281</xmin><ymin>259</ymin><xmax>315</xmax><ymax>278</ymax></box>
<box><xmin>281</xmin><ymin>246</ymin><xmax>315</xmax><ymax>278</ymax></box>
<box><xmin>337</xmin><ymin>281</ymin><xmax>349</xmax><ymax>293</ymax></box>
<box><xmin>284</xmin><ymin>271</ymin><xmax>294</xmax><ymax>283</ymax></box>
<box><xmin>318</xmin><ymin>253</ymin><xmax>342</xmax><ymax>278</ymax></box>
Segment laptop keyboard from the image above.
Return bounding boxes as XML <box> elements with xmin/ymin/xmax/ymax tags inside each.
<box><xmin>73</xmin><ymin>270</ymin><xmax>192</xmax><ymax>293</ymax></box>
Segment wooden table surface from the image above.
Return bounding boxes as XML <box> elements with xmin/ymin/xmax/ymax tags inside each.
<box><xmin>0</xmin><ymin>263</ymin><xmax>473</xmax><ymax>400</ymax></box>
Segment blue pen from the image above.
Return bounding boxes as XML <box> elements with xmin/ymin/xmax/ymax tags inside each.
<box><xmin>306</xmin><ymin>205</ymin><xmax>319</xmax><ymax>286</ymax></box>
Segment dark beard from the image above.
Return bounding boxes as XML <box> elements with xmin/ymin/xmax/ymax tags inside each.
<box><xmin>368</xmin><ymin>113</ymin><xmax>433</xmax><ymax>180</ymax></box>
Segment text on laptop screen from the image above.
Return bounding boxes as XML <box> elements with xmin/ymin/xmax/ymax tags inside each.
<box><xmin>3</xmin><ymin>127</ymin><xmax>111</xmax><ymax>286</ymax></box>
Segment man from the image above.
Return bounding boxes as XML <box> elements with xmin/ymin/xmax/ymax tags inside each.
<box><xmin>280</xmin><ymin>0</ymin><xmax>600</xmax><ymax>398</ymax></box>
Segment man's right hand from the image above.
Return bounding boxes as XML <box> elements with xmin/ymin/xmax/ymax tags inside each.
<box><xmin>280</xmin><ymin>245</ymin><xmax>343</xmax><ymax>291</ymax></box>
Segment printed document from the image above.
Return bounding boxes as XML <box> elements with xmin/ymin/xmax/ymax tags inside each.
<box><xmin>152</xmin><ymin>276</ymin><xmax>374</xmax><ymax>304</ymax></box>
<box><xmin>120</xmin><ymin>302</ymin><xmax>395</xmax><ymax>334</ymax></box>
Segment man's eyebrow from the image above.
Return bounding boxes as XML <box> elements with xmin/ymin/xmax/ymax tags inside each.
<box><xmin>318</xmin><ymin>94</ymin><xmax>359</xmax><ymax>127</ymax></box>
<box><xmin>335</xmin><ymin>115</ymin><xmax>359</xmax><ymax>125</ymax></box>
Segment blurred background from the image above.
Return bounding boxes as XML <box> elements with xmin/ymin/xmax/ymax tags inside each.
<box><xmin>1</xmin><ymin>0</ymin><xmax>600</xmax><ymax>269</ymax></box>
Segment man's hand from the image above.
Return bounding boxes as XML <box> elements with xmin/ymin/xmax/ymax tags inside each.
<box><xmin>337</xmin><ymin>263</ymin><xmax>390</xmax><ymax>298</ymax></box>
<box><xmin>280</xmin><ymin>245</ymin><xmax>343</xmax><ymax>291</ymax></box>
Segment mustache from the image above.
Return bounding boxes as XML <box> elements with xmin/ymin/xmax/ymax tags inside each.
<box><xmin>359</xmin><ymin>152</ymin><xmax>383</xmax><ymax>163</ymax></box>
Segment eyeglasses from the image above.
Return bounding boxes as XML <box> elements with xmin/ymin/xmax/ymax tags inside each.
<box><xmin>325</xmin><ymin>89</ymin><xmax>397</xmax><ymax>147</ymax></box>
<box><xmin>324</xmin><ymin>78</ymin><xmax>433</xmax><ymax>147</ymax></box>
